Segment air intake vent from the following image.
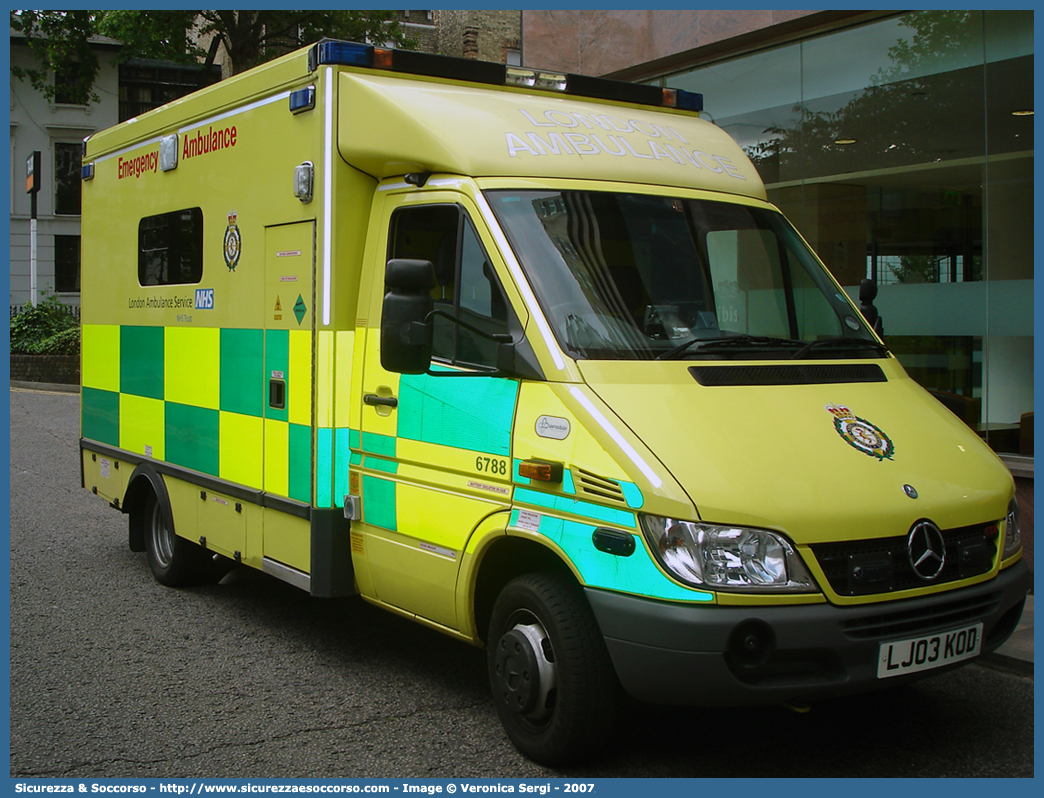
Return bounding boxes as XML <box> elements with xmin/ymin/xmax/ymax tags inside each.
<box><xmin>689</xmin><ymin>364</ymin><xmax>887</xmax><ymax>386</ymax></box>
<box><xmin>574</xmin><ymin>468</ymin><xmax>626</xmax><ymax>505</ymax></box>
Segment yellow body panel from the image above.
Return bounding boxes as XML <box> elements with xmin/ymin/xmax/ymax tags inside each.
<box><xmin>165</xmin><ymin>327</ymin><xmax>220</xmax><ymax>409</ymax></box>
<box><xmin>118</xmin><ymin>394</ymin><xmax>165</xmax><ymax>461</ymax></box>
<box><xmin>263</xmin><ymin>419</ymin><xmax>290</xmax><ymax>497</ymax></box>
<box><xmin>219</xmin><ymin>411</ymin><xmax>264</xmax><ymax>488</ymax></box>
<box><xmin>81</xmin><ymin>325</ymin><xmax>120</xmax><ymax>392</ymax></box>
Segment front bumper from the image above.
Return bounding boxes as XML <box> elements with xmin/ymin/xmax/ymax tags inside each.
<box><xmin>586</xmin><ymin>560</ymin><xmax>1031</xmax><ymax>707</ymax></box>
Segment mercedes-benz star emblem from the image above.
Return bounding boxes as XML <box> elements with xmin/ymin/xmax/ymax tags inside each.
<box><xmin>907</xmin><ymin>521</ymin><xmax>946</xmax><ymax>580</ymax></box>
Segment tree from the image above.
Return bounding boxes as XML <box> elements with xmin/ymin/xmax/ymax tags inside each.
<box><xmin>11</xmin><ymin>10</ymin><xmax>414</xmax><ymax>106</ymax></box>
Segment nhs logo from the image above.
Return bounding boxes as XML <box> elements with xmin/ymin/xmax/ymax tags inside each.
<box><xmin>195</xmin><ymin>289</ymin><xmax>214</xmax><ymax>309</ymax></box>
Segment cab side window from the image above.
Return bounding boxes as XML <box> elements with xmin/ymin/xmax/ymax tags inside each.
<box><xmin>388</xmin><ymin>205</ymin><xmax>512</xmax><ymax>369</ymax></box>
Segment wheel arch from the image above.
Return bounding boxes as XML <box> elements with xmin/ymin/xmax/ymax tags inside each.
<box><xmin>471</xmin><ymin>533</ymin><xmax>581</xmax><ymax>645</ymax></box>
<box><xmin>124</xmin><ymin>463</ymin><xmax>173</xmax><ymax>553</ymax></box>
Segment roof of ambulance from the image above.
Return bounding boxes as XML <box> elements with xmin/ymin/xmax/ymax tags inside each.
<box><xmin>86</xmin><ymin>44</ymin><xmax>766</xmax><ymax>202</ymax></box>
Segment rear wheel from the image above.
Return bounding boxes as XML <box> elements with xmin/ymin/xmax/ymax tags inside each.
<box><xmin>144</xmin><ymin>491</ymin><xmax>208</xmax><ymax>586</ymax></box>
<box><xmin>488</xmin><ymin>572</ymin><xmax>618</xmax><ymax>765</ymax></box>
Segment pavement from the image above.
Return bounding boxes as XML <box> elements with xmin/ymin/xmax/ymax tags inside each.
<box><xmin>11</xmin><ymin>379</ymin><xmax>1033</xmax><ymax>677</ymax></box>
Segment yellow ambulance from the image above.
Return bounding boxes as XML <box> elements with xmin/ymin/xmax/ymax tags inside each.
<box><xmin>80</xmin><ymin>40</ymin><xmax>1030</xmax><ymax>765</ymax></box>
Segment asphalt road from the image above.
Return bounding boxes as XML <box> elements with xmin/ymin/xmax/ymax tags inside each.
<box><xmin>9</xmin><ymin>388</ymin><xmax>1035</xmax><ymax>778</ymax></box>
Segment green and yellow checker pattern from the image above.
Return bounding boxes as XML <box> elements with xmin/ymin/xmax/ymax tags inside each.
<box><xmin>82</xmin><ymin>324</ymin><xmax>314</xmax><ymax>503</ymax></box>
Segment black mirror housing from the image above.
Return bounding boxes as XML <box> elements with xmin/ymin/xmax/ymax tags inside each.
<box><xmin>381</xmin><ymin>259</ymin><xmax>436</xmax><ymax>374</ymax></box>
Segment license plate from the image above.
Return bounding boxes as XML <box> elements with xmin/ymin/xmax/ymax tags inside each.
<box><xmin>877</xmin><ymin>623</ymin><xmax>983</xmax><ymax>679</ymax></box>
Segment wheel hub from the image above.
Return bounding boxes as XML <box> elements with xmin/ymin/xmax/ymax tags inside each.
<box><xmin>493</xmin><ymin>622</ymin><xmax>556</xmax><ymax>720</ymax></box>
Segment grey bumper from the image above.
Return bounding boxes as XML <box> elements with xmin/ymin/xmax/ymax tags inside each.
<box><xmin>586</xmin><ymin>560</ymin><xmax>1031</xmax><ymax>707</ymax></box>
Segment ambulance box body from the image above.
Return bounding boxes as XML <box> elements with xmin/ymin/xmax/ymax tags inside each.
<box><xmin>80</xmin><ymin>41</ymin><xmax>1029</xmax><ymax>765</ymax></box>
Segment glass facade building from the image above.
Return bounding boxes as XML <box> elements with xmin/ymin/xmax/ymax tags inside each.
<box><xmin>661</xmin><ymin>11</ymin><xmax>1033</xmax><ymax>454</ymax></box>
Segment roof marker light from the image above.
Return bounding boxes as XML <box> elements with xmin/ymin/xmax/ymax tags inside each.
<box><xmin>662</xmin><ymin>88</ymin><xmax>703</xmax><ymax>112</ymax></box>
<box><xmin>312</xmin><ymin>41</ymin><xmax>373</xmax><ymax>70</ymax></box>
<box><xmin>506</xmin><ymin>67</ymin><xmax>537</xmax><ymax>88</ymax></box>
<box><xmin>308</xmin><ymin>38</ymin><xmax>703</xmax><ymax>114</ymax></box>
<box><xmin>535</xmin><ymin>71</ymin><xmax>568</xmax><ymax>92</ymax></box>
<box><xmin>506</xmin><ymin>68</ymin><xmax>568</xmax><ymax>92</ymax></box>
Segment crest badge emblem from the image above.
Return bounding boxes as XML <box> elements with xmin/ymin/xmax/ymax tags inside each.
<box><xmin>826</xmin><ymin>404</ymin><xmax>895</xmax><ymax>461</ymax></box>
<box><xmin>223</xmin><ymin>210</ymin><xmax>241</xmax><ymax>272</ymax></box>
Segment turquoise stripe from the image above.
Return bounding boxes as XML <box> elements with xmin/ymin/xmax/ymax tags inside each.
<box><xmin>364</xmin><ymin>456</ymin><xmax>398</xmax><ymax>474</ymax></box>
<box><xmin>362</xmin><ymin>431</ymin><xmax>396</xmax><ymax>457</ymax></box>
<box><xmin>509</xmin><ymin>510</ymin><xmax>712</xmax><ymax>603</ymax></box>
<box><xmin>363</xmin><ymin>474</ymin><xmax>396</xmax><ymax>531</ymax></box>
<box><xmin>288</xmin><ymin>423</ymin><xmax>311</xmax><ymax>503</ymax></box>
<box><xmin>334</xmin><ymin>428</ymin><xmax>351</xmax><ymax>508</ymax></box>
<box><xmin>621</xmin><ymin>481</ymin><xmax>644</xmax><ymax>509</ymax></box>
<box><xmin>316</xmin><ymin>427</ymin><xmax>333</xmax><ymax>508</ymax></box>
<box><xmin>514</xmin><ymin>487</ymin><xmax>635</xmax><ymax>528</ymax></box>
<box><xmin>397</xmin><ymin>372</ymin><xmax>517</xmax><ymax>456</ymax></box>
<box><xmin>562</xmin><ymin>468</ymin><xmax>576</xmax><ymax>495</ymax></box>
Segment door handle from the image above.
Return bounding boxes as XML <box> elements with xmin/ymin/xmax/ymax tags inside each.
<box><xmin>363</xmin><ymin>393</ymin><xmax>398</xmax><ymax>409</ymax></box>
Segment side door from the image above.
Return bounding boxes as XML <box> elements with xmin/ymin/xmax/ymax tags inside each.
<box><xmin>261</xmin><ymin>221</ymin><xmax>315</xmax><ymax>573</ymax></box>
<box><xmin>356</xmin><ymin>194</ymin><xmax>519</xmax><ymax>630</ymax></box>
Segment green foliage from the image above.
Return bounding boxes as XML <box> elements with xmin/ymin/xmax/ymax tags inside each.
<box><xmin>10</xmin><ymin>10</ymin><xmax>101</xmax><ymax>105</ymax></box>
<box><xmin>12</xmin><ymin>10</ymin><xmax>417</xmax><ymax>106</ymax></box>
<box><xmin>888</xmin><ymin>255</ymin><xmax>943</xmax><ymax>284</ymax></box>
<box><xmin>745</xmin><ymin>11</ymin><xmax>978</xmax><ymax>177</ymax></box>
<box><xmin>10</xmin><ymin>296</ymin><xmax>81</xmax><ymax>356</ymax></box>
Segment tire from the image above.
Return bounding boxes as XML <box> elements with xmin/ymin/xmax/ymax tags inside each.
<box><xmin>144</xmin><ymin>490</ymin><xmax>208</xmax><ymax>586</ymax></box>
<box><xmin>488</xmin><ymin>572</ymin><xmax>619</xmax><ymax>765</ymax></box>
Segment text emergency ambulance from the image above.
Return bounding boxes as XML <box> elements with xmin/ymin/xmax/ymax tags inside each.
<box><xmin>80</xmin><ymin>40</ymin><xmax>1030</xmax><ymax>765</ymax></box>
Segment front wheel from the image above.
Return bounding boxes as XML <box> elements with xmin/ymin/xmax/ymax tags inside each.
<box><xmin>488</xmin><ymin>572</ymin><xmax>618</xmax><ymax>765</ymax></box>
<box><xmin>144</xmin><ymin>491</ymin><xmax>208</xmax><ymax>586</ymax></box>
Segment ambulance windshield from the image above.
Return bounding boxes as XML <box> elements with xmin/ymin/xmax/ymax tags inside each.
<box><xmin>488</xmin><ymin>190</ymin><xmax>882</xmax><ymax>361</ymax></box>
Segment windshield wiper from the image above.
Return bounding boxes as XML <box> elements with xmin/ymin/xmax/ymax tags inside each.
<box><xmin>656</xmin><ymin>334</ymin><xmax>802</xmax><ymax>361</ymax></box>
<box><xmin>790</xmin><ymin>337</ymin><xmax>889</xmax><ymax>360</ymax></box>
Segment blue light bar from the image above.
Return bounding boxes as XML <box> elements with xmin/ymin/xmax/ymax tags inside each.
<box><xmin>289</xmin><ymin>86</ymin><xmax>316</xmax><ymax>114</ymax></box>
<box><xmin>675</xmin><ymin>89</ymin><xmax>704</xmax><ymax>113</ymax></box>
<box><xmin>312</xmin><ymin>41</ymin><xmax>373</xmax><ymax>70</ymax></box>
<box><xmin>81</xmin><ymin>163</ymin><xmax>95</xmax><ymax>181</ymax></box>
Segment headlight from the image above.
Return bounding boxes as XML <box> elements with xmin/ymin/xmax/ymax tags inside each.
<box><xmin>1003</xmin><ymin>497</ymin><xmax>1022</xmax><ymax>558</ymax></box>
<box><xmin>639</xmin><ymin>515</ymin><xmax>818</xmax><ymax>593</ymax></box>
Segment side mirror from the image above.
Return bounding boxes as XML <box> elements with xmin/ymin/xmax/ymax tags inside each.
<box><xmin>381</xmin><ymin>259</ymin><xmax>435</xmax><ymax>374</ymax></box>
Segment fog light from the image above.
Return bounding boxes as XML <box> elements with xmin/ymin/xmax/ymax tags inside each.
<box><xmin>727</xmin><ymin>619</ymin><xmax>775</xmax><ymax>668</ymax></box>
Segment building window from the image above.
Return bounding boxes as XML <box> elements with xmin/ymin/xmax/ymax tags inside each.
<box><xmin>54</xmin><ymin>61</ymin><xmax>88</xmax><ymax>105</ymax></box>
<box><xmin>54</xmin><ymin>142</ymin><xmax>82</xmax><ymax>216</ymax></box>
<box><xmin>118</xmin><ymin>62</ymin><xmax>221</xmax><ymax>122</ymax></box>
<box><xmin>54</xmin><ymin>235</ymin><xmax>81</xmax><ymax>293</ymax></box>
<box><xmin>138</xmin><ymin>208</ymin><xmax>204</xmax><ymax>286</ymax></box>
<box><xmin>666</xmin><ymin>10</ymin><xmax>1033</xmax><ymax>453</ymax></box>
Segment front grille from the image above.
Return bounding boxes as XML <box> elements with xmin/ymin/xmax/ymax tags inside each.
<box><xmin>841</xmin><ymin>591</ymin><xmax>1003</xmax><ymax>640</ymax></box>
<box><xmin>811</xmin><ymin>523</ymin><xmax>997</xmax><ymax>597</ymax></box>
<box><xmin>689</xmin><ymin>363</ymin><xmax>886</xmax><ymax>386</ymax></box>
